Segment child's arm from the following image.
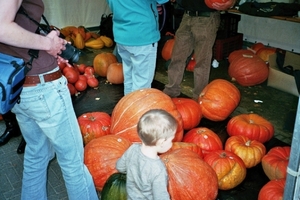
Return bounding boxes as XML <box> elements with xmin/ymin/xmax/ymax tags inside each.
<box><xmin>116</xmin><ymin>154</ymin><xmax>127</xmax><ymax>173</ymax></box>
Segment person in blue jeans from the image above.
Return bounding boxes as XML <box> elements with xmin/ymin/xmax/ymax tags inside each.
<box><xmin>107</xmin><ymin>0</ymin><xmax>170</xmax><ymax>95</ymax></box>
<box><xmin>0</xmin><ymin>0</ymin><xmax>98</xmax><ymax>199</ymax></box>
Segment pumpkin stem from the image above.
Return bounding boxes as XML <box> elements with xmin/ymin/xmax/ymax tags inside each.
<box><xmin>245</xmin><ymin>140</ymin><xmax>251</xmax><ymax>146</ymax></box>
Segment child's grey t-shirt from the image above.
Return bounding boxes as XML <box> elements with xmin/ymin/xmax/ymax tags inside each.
<box><xmin>116</xmin><ymin>143</ymin><xmax>170</xmax><ymax>200</ymax></box>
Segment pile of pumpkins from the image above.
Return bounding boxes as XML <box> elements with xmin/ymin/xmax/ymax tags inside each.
<box><xmin>76</xmin><ymin>79</ymin><xmax>289</xmax><ymax>200</ymax></box>
<box><xmin>58</xmin><ymin>25</ymin><xmax>114</xmax><ymax>50</ymax></box>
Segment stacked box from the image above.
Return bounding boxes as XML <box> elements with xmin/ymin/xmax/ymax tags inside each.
<box><xmin>213</xmin><ymin>33</ymin><xmax>243</xmax><ymax>61</ymax></box>
<box><xmin>217</xmin><ymin>12</ymin><xmax>241</xmax><ymax>39</ymax></box>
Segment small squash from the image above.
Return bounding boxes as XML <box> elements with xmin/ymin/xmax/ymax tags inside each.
<box><xmin>74</xmin><ymin>33</ymin><xmax>85</xmax><ymax>49</ymax></box>
<box><xmin>85</xmin><ymin>38</ymin><xmax>105</xmax><ymax>49</ymax></box>
<box><xmin>100</xmin><ymin>36</ymin><xmax>114</xmax><ymax>47</ymax></box>
<box><xmin>101</xmin><ymin>173</ymin><xmax>127</xmax><ymax>200</ymax></box>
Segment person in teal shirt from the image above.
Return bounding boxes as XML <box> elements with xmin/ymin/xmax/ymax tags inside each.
<box><xmin>107</xmin><ymin>0</ymin><xmax>169</xmax><ymax>95</ymax></box>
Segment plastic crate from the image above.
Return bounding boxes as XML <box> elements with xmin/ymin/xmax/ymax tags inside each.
<box><xmin>213</xmin><ymin>33</ymin><xmax>243</xmax><ymax>61</ymax></box>
<box><xmin>217</xmin><ymin>12</ymin><xmax>241</xmax><ymax>39</ymax></box>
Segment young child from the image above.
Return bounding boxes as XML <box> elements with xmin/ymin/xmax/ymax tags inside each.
<box><xmin>116</xmin><ymin>109</ymin><xmax>177</xmax><ymax>200</ymax></box>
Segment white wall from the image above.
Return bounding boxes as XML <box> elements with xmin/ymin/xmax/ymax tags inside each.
<box><xmin>42</xmin><ymin>0</ymin><xmax>111</xmax><ymax>29</ymax></box>
<box><xmin>236</xmin><ymin>13</ymin><xmax>300</xmax><ymax>53</ymax></box>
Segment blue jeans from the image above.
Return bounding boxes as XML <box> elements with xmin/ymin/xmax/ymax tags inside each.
<box><xmin>117</xmin><ymin>43</ymin><xmax>157</xmax><ymax>95</ymax></box>
<box><xmin>12</xmin><ymin>68</ymin><xmax>98</xmax><ymax>200</ymax></box>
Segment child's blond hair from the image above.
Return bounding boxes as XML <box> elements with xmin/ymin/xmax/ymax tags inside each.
<box><xmin>137</xmin><ymin>109</ymin><xmax>177</xmax><ymax>146</ymax></box>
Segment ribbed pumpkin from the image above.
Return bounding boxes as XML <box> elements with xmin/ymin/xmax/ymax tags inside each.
<box><xmin>225</xmin><ymin>135</ymin><xmax>266</xmax><ymax>168</ymax></box>
<box><xmin>172</xmin><ymin>97</ymin><xmax>202</xmax><ymax>130</ymax></box>
<box><xmin>110</xmin><ymin>88</ymin><xmax>184</xmax><ymax>143</ymax></box>
<box><xmin>228</xmin><ymin>54</ymin><xmax>269</xmax><ymax>86</ymax></box>
<box><xmin>226</xmin><ymin>113</ymin><xmax>274</xmax><ymax>143</ymax></box>
<box><xmin>160</xmin><ymin>149</ymin><xmax>218</xmax><ymax>200</ymax></box>
<box><xmin>168</xmin><ymin>141</ymin><xmax>204</xmax><ymax>158</ymax></box>
<box><xmin>77</xmin><ymin>112</ymin><xmax>111</xmax><ymax>145</ymax></box>
<box><xmin>106</xmin><ymin>62</ymin><xmax>124</xmax><ymax>84</ymax></box>
<box><xmin>93</xmin><ymin>52</ymin><xmax>117</xmax><ymax>77</ymax></box>
<box><xmin>84</xmin><ymin>135</ymin><xmax>131</xmax><ymax>191</ymax></box>
<box><xmin>261</xmin><ymin>146</ymin><xmax>290</xmax><ymax>180</ymax></box>
<box><xmin>183</xmin><ymin>127</ymin><xmax>223</xmax><ymax>156</ymax></box>
<box><xmin>204</xmin><ymin>150</ymin><xmax>247</xmax><ymax>190</ymax></box>
<box><xmin>258</xmin><ymin>179</ymin><xmax>285</xmax><ymax>200</ymax></box>
<box><xmin>228</xmin><ymin>49</ymin><xmax>255</xmax><ymax>63</ymax></box>
<box><xmin>101</xmin><ymin>173</ymin><xmax>127</xmax><ymax>200</ymax></box>
<box><xmin>198</xmin><ymin>79</ymin><xmax>240</xmax><ymax>121</ymax></box>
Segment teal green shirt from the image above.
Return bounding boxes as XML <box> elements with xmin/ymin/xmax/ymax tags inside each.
<box><xmin>107</xmin><ymin>0</ymin><xmax>168</xmax><ymax>46</ymax></box>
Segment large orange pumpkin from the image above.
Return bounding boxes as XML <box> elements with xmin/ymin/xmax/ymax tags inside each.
<box><xmin>93</xmin><ymin>52</ymin><xmax>117</xmax><ymax>77</ymax></box>
<box><xmin>226</xmin><ymin>113</ymin><xmax>274</xmax><ymax>143</ymax></box>
<box><xmin>258</xmin><ymin>178</ymin><xmax>285</xmax><ymax>200</ymax></box>
<box><xmin>225</xmin><ymin>135</ymin><xmax>266</xmax><ymax>168</ymax></box>
<box><xmin>110</xmin><ymin>88</ymin><xmax>184</xmax><ymax>143</ymax></box>
<box><xmin>203</xmin><ymin>150</ymin><xmax>247</xmax><ymax>190</ymax></box>
<box><xmin>168</xmin><ymin>141</ymin><xmax>203</xmax><ymax>158</ymax></box>
<box><xmin>78</xmin><ymin>112</ymin><xmax>111</xmax><ymax>145</ymax></box>
<box><xmin>182</xmin><ymin>127</ymin><xmax>223</xmax><ymax>156</ymax></box>
<box><xmin>198</xmin><ymin>79</ymin><xmax>240</xmax><ymax>121</ymax></box>
<box><xmin>160</xmin><ymin>149</ymin><xmax>218</xmax><ymax>200</ymax></box>
<box><xmin>228</xmin><ymin>54</ymin><xmax>269</xmax><ymax>86</ymax></box>
<box><xmin>84</xmin><ymin>135</ymin><xmax>132</xmax><ymax>191</ymax></box>
<box><xmin>261</xmin><ymin>146</ymin><xmax>290</xmax><ymax>180</ymax></box>
<box><xmin>172</xmin><ymin>97</ymin><xmax>202</xmax><ymax>130</ymax></box>
<box><xmin>228</xmin><ymin>49</ymin><xmax>255</xmax><ymax>63</ymax></box>
<box><xmin>106</xmin><ymin>62</ymin><xmax>124</xmax><ymax>84</ymax></box>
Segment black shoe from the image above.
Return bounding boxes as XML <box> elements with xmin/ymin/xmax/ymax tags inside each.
<box><xmin>17</xmin><ymin>137</ymin><xmax>26</xmax><ymax>154</ymax></box>
<box><xmin>0</xmin><ymin>125</ymin><xmax>21</xmax><ymax>146</ymax></box>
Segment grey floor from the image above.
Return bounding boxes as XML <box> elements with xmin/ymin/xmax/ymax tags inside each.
<box><xmin>0</xmin><ymin>121</ymin><xmax>101</xmax><ymax>200</ymax></box>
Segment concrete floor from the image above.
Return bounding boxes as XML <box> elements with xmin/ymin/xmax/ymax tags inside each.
<box><xmin>0</xmin><ymin>44</ymin><xmax>298</xmax><ymax>199</ymax></box>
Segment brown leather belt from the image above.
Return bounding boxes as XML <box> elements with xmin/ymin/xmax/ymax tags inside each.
<box><xmin>23</xmin><ymin>70</ymin><xmax>62</xmax><ymax>87</ymax></box>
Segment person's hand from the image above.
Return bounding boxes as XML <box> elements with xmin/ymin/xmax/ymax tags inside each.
<box><xmin>211</xmin><ymin>0</ymin><xmax>236</xmax><ymax>10</ymax></box>
<box><xmin>170</xmin><ymin>0</ymin><xmax>176</xmax><ymax>2</ymax></box>
<box><xmin>45</xmin><ymin>30</ymin><xmax>67</xmax><ymax>58</ymax></box>
<box><xmin>57</xmin><ymin>56</ymin><xmax>68</xmax><ymax>65</ymax></box>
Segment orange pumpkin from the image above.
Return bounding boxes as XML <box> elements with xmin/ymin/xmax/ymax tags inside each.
<box><xmin>110</xmin><ymin>88</ymin><xmax>184</xmax><ymax>143</ymax></box>
<box><xmin>84</xmin><ymin>135</ymin><xmax>131</xmax><ymax>191</ymax></box>
<box><xmin>204</xmin><ymin>150</ymin><xmax>247</xmax><ymax>190</ymax></box>
<box><xmin>226</xmin><ymin>113</ymin><xmax>274</xmax><ymax>143</ymax></box>
<box><xmin>106</xmin><ymin>62</ymin><xmax>124</xmax><ymax>84</ymax></box>
<box><xmin>256</xmin><ymin>47</ymin><xmax>277</xmax><ymax>62</ymax></box>
<box><xmin>77</xmin><ymin>112</ymin><xmax>111</xmax><ymax>145</ymax></box>
<box><xmin>228</xmin><ymin>49</ymin><xmax>255</xmax><ymax>63</ymax></box>
<box><xmin>250</xmin><ymin>42</ymin><xmax>265</xmax><ymax>53</ymax></box>
<box><xmin>228</xmin><ymin>54</ymin><xmax>269</xmax><ymax>86</ymax></box>
<box><xmin>161</xmin><ymin>38</ymin><xmax>175</xmax><ymax>61</ymax></box>
<box><xmin>182</xmin><ymin>127</ymin><xmax>223</xmax><ymax>156</ymax></box>
<box><xmin>172</xmin><ymin>97</ymin><xmax>202</xmax><ymax>130</ymax></box>
<box><xmin>93</xmin><ymin>52</ymin><xmax>118</xmax><ymax>77</ymax></box>
<box><xmin>160</xmin><ymin>149</ymin><xmax>218</xmax><ymax>200</ymax></box>
<box><xmin>258</xmin><ymin>179</ymin><xmax>285</xmax><ymax>200</ymax></box>
<box><xmin>168</xmin><ymin>141</ymin><xmax>203</xmax><ymax>158</ymax></box>
<box><xmin>261</xmin><ymin>146</ymin><xmax>290</xmax><ymax>180</ymax></box>
<box><xmin>225</xmin><ymin>135</ymin><xmax>266</xmax><ymax>168</ymax></box>
<box><xmin>198</xmin><ymin>79</ymin><xmax>240</xmax><ymax>121</ymax></box>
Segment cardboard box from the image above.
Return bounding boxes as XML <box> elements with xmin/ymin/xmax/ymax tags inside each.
<box><xmin>267</xmin><ymin>51</ymin><xmax>300</xmax><ymax>96</ymax></box>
